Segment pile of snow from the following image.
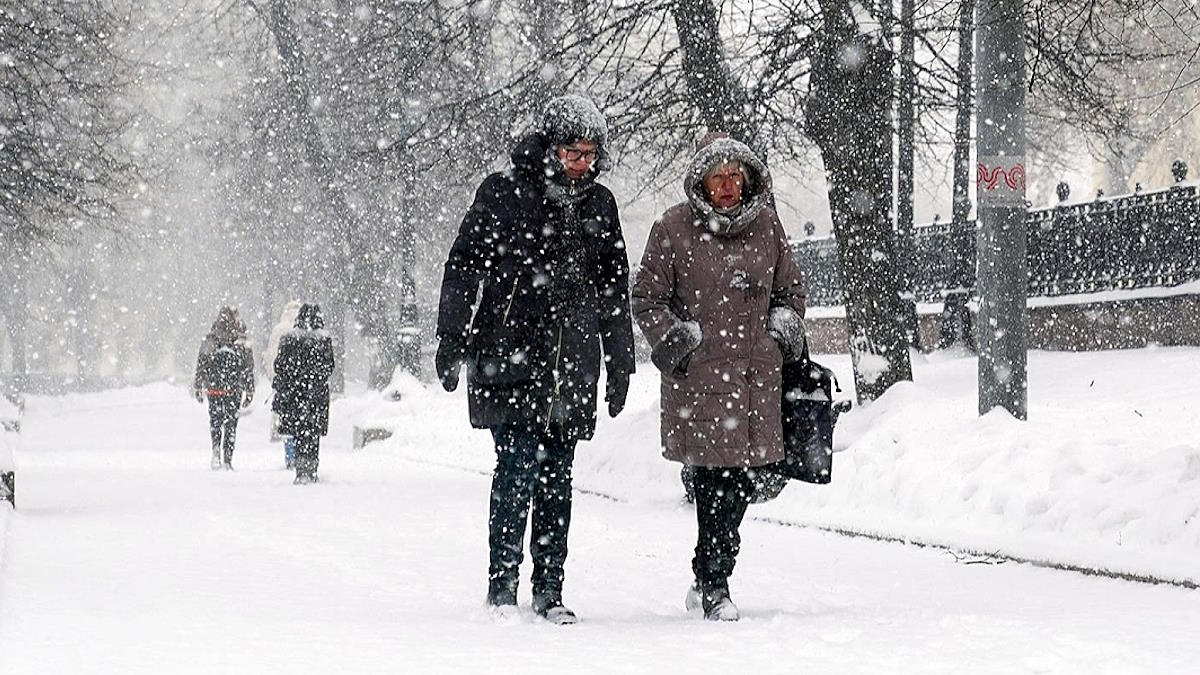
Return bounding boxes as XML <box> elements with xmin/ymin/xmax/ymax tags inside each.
<box><xmin>348</xmin><ymin>346</ymin><xmax>1200</xmax><ymax>585</ymax></box>
<box><xmin>761</xmin><ymin>347</ymin><xmax>1200</xmax><ymax>584</ymax></box>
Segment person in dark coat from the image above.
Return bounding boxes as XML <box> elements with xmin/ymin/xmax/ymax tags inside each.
<box><xmin>436</xmin><ymin>94</ymin><xmax>636</xmax><ymax>624</ymax></box>
<box><xmin>193</xmin><ymin>306</ymin><xmax>255</xmax><ymax>470</ymax></box>
<box><xmin>632</xmin><ymin>133</ymin><xmax>807</xmax><ymax>621</ymax></box>
<box><xmin>272</xmin><ymin>303</ymin><xmax>335</xmax><ymax>484</ymax></box>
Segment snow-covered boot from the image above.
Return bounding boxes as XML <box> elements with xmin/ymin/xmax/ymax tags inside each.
<box><xmin>486</xmin><ymin>580</ymin><xmax>519</xmax><ymax>620</ymax></box>
<box><xmin>532</xmin><ymin>591</ymin><xmax>578</xmax><ymax>625</ymax></box>
<box><xmin>702</xmin><ymin>584</ymin><xmax>739</xmax><ymax>622</ymax></box>
<box><xmin>487</xmin><ymin>579</ymin><xmax>517</xmax><ymax>607</ymax></box>
<box><xmin>210</xmin><ymin>447</ymin><xmax>222</xmax><ymax>470</ymax></box>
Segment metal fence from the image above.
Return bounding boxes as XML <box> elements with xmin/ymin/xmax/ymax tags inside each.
<box><xmin>794</xmin><ymin>182</ymin><xmax>1200</xmax><ymax>307</ymax></box>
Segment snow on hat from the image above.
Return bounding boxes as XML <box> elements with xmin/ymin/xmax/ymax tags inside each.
<box><xmin>539</xmin><ymin>94</ymin><xmax>613</xmax><ymax>171</ymax></box>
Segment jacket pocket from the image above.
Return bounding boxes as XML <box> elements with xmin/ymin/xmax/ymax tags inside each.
<box><xmin>471</xmin><ymin>350</ymin><xmax>534</xmax><ymax>386</ymax></box>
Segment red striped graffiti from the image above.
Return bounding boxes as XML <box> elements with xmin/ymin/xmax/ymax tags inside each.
<box><xmin>977</xmin><ymin>158</ymin><xmax>1026</xmax><ymax>206</ymax></box>
<box><xmin>977</xmin><ymin>162</ymin><xmax>1026</xmax><ymax>191</ymax></box>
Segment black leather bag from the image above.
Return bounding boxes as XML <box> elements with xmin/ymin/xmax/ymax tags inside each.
<box><xmin>768</xmin><ymin>358</ymin><xmax>836</xmax><ymax>484</ymax></box>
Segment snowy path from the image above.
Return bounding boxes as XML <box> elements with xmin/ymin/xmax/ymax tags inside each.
<box><xmin>2</xmin><ymin>384</ymin><xmax>1198</xmax><ymax>673</ymax></box>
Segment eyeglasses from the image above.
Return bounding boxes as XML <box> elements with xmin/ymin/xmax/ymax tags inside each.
<box><xmin>558</xmin><ymin>147</ymin><xmax>598</xmax><ymax>163</ymax></box>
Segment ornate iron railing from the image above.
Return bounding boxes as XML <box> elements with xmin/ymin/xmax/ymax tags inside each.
<box><xmin>793</xmin><ymin>182</ymin><xmax>1200</xmax><ymax>307</ymax></box>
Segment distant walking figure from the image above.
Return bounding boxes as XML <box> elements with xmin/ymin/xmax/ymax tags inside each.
<box><xmin>193</xmin><ymin>306</ymin><xmax>255</xmax><ymax>470</ymax></box>
<box><xmin>272</xmin><ymin>303</ymin><xmax>335</xmax><ymax>484</ymax></box>
<box><xmin>266</xmin><ymin>300</ymin><xmax>304</xmax><ymax>469</ymax></box>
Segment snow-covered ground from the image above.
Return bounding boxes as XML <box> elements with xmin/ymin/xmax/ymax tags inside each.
<box><xmin>1</xmin><ymin>348</ymin><xmax>1199</xmax><ymax>673</ymax></box>
<box><xmin>355</xmin><ymin>345</ymin><xmax>1200</xmax><ymax>586</ymax></box>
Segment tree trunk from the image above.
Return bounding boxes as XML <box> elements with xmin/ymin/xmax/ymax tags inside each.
<box><xmin>264</xmin><ymin>0</ymin><xmax>400</xmax><ymax>387</ymax></box>
<box><xmin>669</xmin><ymin>0</ymin><xmax>758</xmax><ymax>147</ymax></box>
<box><xmin>896</xmin><ymin>0</ymin><xmax>920</xmax><ymax>348</ymax></box>
<box><xmin>951</xmin><ymin>0</ymin><xmax>976</xmax><ymax>236</ymax></box>
<box><xmin>806</xmin><ymin>1</ymin><xmax>913</xmax><ymax>403</ymax></box>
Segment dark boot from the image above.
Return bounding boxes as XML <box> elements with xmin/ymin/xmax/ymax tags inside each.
<box><xmin>701</xmin><ymin>581</ymin><xmax>739</xmax><ymax>622</ymax></box>
<box><xmin>487</xmin><ymin>576</ymin><xmax>518</xmax><ymax>608</ymax></box>
<box><xmin>486</xmin><ymin>576</ymin><xmax>518</xmax><ymax>620</ymax></box>
<box><xmin>532</xmin><ymin>590</ymin><xmax>577</xmax><ymax>625</ymax></box>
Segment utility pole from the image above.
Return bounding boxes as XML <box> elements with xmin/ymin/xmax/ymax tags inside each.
<box><xmin>896</xmin><ymin>0</ymin><xmax>919</xmax><ymax>348</ymax></box>
<box><xmin>975</xmin><ymin>0</ymin><xmax>1028</xmax><ymax>418</ymax></box>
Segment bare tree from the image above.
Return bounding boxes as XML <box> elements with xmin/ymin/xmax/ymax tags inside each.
<box><xmin>0</xmin><ymin>1</ymin><xmax>140</xmax><ymax>383</ymax></box>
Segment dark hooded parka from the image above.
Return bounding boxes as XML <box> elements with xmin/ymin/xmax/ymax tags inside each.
<box><xmin>437</xmin><ymin>100</ymin><xmax>636</xmax><ymax>441</ymax></box>
<box><xmin>272</xmin><ymin>304</ymin><xmax>335</xmax><ymax>437</ymax></box>
<box><xmin>633</xmin><ymin>134</ymin><xmax>806</xmax><ymax>467</ymax></box>
<box><xmin>193</xmin><ymin>306</ymin><xmax>255</xmax><ymax>402</ymax></box>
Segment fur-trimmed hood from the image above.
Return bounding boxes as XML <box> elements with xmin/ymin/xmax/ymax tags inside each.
<box><xmin>684</xmin><ymin>133</ymin><xmax>773</xmax><ymax>237</ymax></box>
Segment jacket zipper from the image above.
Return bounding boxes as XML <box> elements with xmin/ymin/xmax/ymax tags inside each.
<box><xmin>545</xmin><ymin>323</ymin><xmax>563</xmax><ymax>433</ymax></box>
<box><xmin>502</xmin><ymin>276</ymin><xmax>519</xmax><ymax>326</ymax></box>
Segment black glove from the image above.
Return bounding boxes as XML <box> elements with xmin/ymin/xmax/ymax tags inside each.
<box><xmin>242</xmin><ymin>390</ymin><xmax>254</xmax><ymax>409</ymax></box>
<box><xmin>605</xmin><ymin>370</ymin><xmax>630</xmax><ymax>418</ymax></box>
<box><xmin>435</xmin><ymin>336</ymin><xmax>468</xmax><ymax>392</ymax></box>
<box><xmin>194</xmin><ymin>387</ymin><xmax>204</xmax><ymax>403</ymax></box>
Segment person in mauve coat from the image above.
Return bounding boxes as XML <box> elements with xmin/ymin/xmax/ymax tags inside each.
<box><xmin>632</xmin><ymin>132</ymin><xmax>807</xmax><ymax>621</ymax></box>
<box><xmin>435</xmin><ymin>94</ymin><xmax>636</xmax><ymax>624</ymax></box>
<box><xmin>272</xmin><ymin>303</ymin><xmax>334</xmax><ymax>485</ymax></box>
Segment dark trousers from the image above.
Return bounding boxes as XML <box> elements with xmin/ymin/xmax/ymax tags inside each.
<box><xmin>207</xmin><ymin>394</ymin><xmax>240</xmax><ymax>463</ymax></box>
<box><xmin>691</xmin><ymin>466</ymin><xmax>755</xmax><ymax>589</ymax></box>
<box><xmin>294</xmin><ymin>431</ymin><xmax>320</xmax><ymax>477</ymax></box>
<box><xmin>488</xmin><ymin>424</ymin><xmax>577</xmax><ymax>598</ymax></box>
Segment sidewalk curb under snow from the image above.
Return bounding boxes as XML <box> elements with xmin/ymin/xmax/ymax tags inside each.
<box><xmin>753</xmin><ymin>515</ymin><xmax>1200</xmax><ymax>591</ymax></box>
<box><xmin>398</xmin><ymin>455</ymin><xmax>1200</xmax><ymax>592</ymax></box>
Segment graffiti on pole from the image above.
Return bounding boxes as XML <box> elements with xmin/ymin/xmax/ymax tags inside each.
<box><xmin>977</xmin><ymin>156</ymin><xmax>1026</xmax><ymax>207</ymax></box>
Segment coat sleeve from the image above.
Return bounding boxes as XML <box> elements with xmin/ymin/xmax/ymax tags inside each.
<box><xmin>193</xmin><ymin>338</ymin><xmax>210</xmax><ymax>391</ymax></box>
<box><xmin>437</xmin><ymin>175</ymin><xmax>504</xmax><ymax>341</ymax></box>
<box><xmin>242</xmin><ymin>344</ymin><xmax>256</xmax><ymax>396</ymax></box>
<box><xmin>769</xmin><ymin>214</ymin><xmax>807</xmax><ymax>317</ymax></box>
<box><xmin>316</xmin><ymin>337</ymin><xmax>335</xmax><ymax>385</ymax></box>
<box><xmin>265</xmin><ymin>323</ymin><xmax>286</xmax><ymax>380</ymax></box>
<box><xmin>596</xmin><ymin>191</ymin><xmax>636</xmax><ymax>375</ymax></box>
<box><xmin>631</xmin><ymin>217</ymin><xmax>679</xmax><ymax>349</ymax></box>
<box><xmin>272</xmin><ymin>337</ymin><xmax>292</xmax><ymax>393</ymax></box>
